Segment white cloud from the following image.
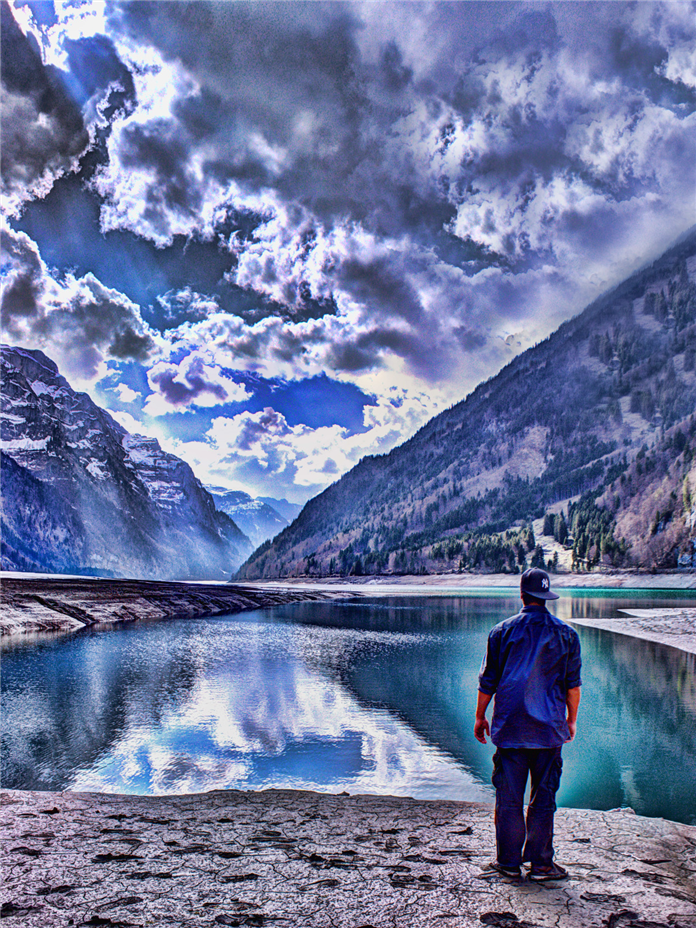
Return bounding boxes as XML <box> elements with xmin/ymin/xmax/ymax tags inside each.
<box><xmin>0</xmin><ymin>223</ymin><xmax>154</xmax><ymax>387</ymax></box>
<box><xmin>143</xmin><ymin>350</ymin><xmax>250</xmax><ymax>416</ymax></box>
<box><xmin>42</xmin><ymin>1</ymin><xmax>109</xmax><ymax>69</ymax></box>
<box><xmin>638</xmin><ymin>1</ymin><xmax>696</xmax><ymax>91</ymax></box>
<box><xmin>116</xmin><ymin>383</ymin><xmax>140</xmax><ymax>403</ymax></box>
<box><xmin>107</xmin><ymin>408</ymin><xmax>151</xmax><ymax>437</ymax></box>
<box><xmin>161</xmin><ymin>384</ymin><xmax>444</xmax><ymax>501</ymax></box>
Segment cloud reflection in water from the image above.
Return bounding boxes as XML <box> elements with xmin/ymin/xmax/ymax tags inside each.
<box><xmin>68</xmin><ymin>621</ymin><xmax>489</xmax><ymax>801</ymax></box>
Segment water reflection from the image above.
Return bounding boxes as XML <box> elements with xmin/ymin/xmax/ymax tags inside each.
<box><xmin>1</xmin><ymin>593</ymin><xmax>695</xmax><ymax>824</ymax></box>
<box><xmin>561</xmin><ymin>627</ymin><xmax>696</xmax><ymax>819</ymax></box>
<box><xmin>1</xmin><ymin>617</ymin><xmax>489</xmax><ymax>802</ymax></box>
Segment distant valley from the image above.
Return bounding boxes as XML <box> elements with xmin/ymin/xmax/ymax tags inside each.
<box><xmin>238</xmin><ymin>230</ymin><xmax>696</xmax><ymax>579</ymax></box>
<box><xmin>206</xmin><ymin>487</ymin><xmax>301</xmax><ymax>549</ymax></box>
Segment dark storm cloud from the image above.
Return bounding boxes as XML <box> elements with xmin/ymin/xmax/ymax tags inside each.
<box><xmin>95</xmin><ymin>0</ymin><xmax>695</xmax><ymax>279</ymax></box>
<box><xmin>148</xmin><ymin>357</ymin><xmax>227</xmax><ymax>407</ymax></box>
<box><xmin>43</xmin><ymin>278</ymin><xmax>154</xmax><ymax>373</ymax></box>
<box><xmin>379</xmin><ymin>40</ymin><xmax>413</xmax><ymax>93</ymax></box>
<box><xmin>111</xmin><ymin>1</ymin><xmax>362</xmax><ymax>136</ymax></box>
<box><xmin>0</xmin><ymin>227</ymin><xmax>43</xmax><ymax>332</ymax></box>
<box><xmin>101</xmin><ymin>0</ymin><xmax>451</xmax><ymax>237</ymax></box>
<box><xmin>1</xmin><ymin>225</ymin><xmax>154</xmax><ymax>379</ymax></box>
<box><xmin>440</xmin><ymin>19</ymin><xmax>592</xmax><ymax>197</ymax></box>
<box><xmin>118</xmin><ymin>119</ymin><xmax>204</xmax><ymax>226</ymax></box>
<box><xmin>234</xmin><ymin>407</ymin><xmax>289</xmax><ymax>450</ymax></box>
<box><xmin>1</xmin><ymin>0</ymin><xmax>89</xmax><ymax>212</ymax></box>
<box><xmin>339</xmin><ymin>256</ymin><xmax>425</xmax><ymax>324</ymax></box>
<box><xmin>326</xmin><ymin>339</ymin><xmax>376</xmax><ymax>374</ymax></box>
<box><xmin>327</xmin><ymin>326</ymin><xmax>439</xmax><ymax>377</ymax></box>
<box><xmin>108</xmin><ymin>326</ymin><xmax>153</xmax><ymax>362</ymax></box>
<box><xmin>453</xmin><ymin>325</ymin><xmax>487</xmax><ymax>353</ymax></box>
<box><xmin>442</xmin><ymin>5</ymin><xmax>695</xmax><ymax>257</ymax></box>
<box><xmin>591</xmin><ymin>18</ymin><xmax>696</xmax><ymax>111</ymax></box>
<box><xmin>109</xmin><ymin>1</ymin><xmax>364</xmax><ymax>147</ymax></box>
<box><xmin>488</xmin><ymin>7</ymin><xmax>561</xmax><ymax>57</ymax></box>
<box><xmin>1</xmin><ymin>274</ymin><xmax>40</xmax><ymax>321</ymax></box>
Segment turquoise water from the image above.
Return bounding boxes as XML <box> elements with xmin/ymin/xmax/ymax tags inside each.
<box><xmin>2</xmin><ymin>592</ymin><xmax>695</xmax><ymax>824</ymax></box>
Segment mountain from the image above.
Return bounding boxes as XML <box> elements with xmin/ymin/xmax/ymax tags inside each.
<box><xmin>238</xmin><ymin>231</ymin><xmax>696</xmax><ymax>579</ymax></box>
<box><xmin>1</xmin><ymin>346</ymin><xmax>252</xmax><ymax>579</ymax></box>
<box><xmin>206</xmin><ymin>487</ymin><xmax>288</xmax><ymax>549</ymax></box>
<box><xmin>1</xmin><ymin>449</ymin><xmax>89</xmax><ymax>574</ymax></box>
<box><xmin>257</xmin><ymin>496</ymin><xmax>303</xmax><ymax>524</ymax></box>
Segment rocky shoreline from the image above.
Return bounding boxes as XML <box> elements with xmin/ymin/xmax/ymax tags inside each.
<box><xmin>0</xmin><ymin>576</ymin><xmax>351</xmax><ymax>638</ymax></box>
<box><xmin>256</xmin><ymin>569</ymin><xmax>696</xmax><ymax>590</ymax></box>
<box><xmin>2</xmin><ymin>787</ymin><xmax>695</xmax><ymax>928</ymax></box>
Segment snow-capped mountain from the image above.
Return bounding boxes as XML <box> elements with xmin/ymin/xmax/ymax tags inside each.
<box><xmin>1</xmin><ymin>345</ymin><xmax>252</xmax><ymax>579</ymax></box>
<box><xmin>207</xmin><ymin>487</ymin><xmax>290</xmax><ymax>549</ymax></box>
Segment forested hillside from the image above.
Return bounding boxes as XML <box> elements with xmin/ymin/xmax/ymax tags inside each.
<box><xmin>238</xmin><ymin>230</ymin><xmax>696</xmax><ymax>579</ymax></box>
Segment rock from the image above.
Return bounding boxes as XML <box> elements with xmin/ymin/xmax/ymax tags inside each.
<box><xmin>0</xmin><ymin>577</ymin><xmax>353</xmax><ymax>637</ymax></box>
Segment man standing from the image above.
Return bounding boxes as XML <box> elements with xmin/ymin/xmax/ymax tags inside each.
<box><xmin>474</xmin><ymin>567</ymin><xmax>582</xmax><ymax>882</ymax></box>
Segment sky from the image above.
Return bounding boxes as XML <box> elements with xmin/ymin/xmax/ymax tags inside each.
<box><xmin>2</xmin><ymin>1</ymin><xmax>695</xmax><ymax>504</ymax></box>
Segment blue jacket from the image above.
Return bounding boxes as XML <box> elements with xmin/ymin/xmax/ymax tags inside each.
<box><xmin>478</xmin><ymin>604</ymin><xmax>582</xmax><ymax>748</ymax></box>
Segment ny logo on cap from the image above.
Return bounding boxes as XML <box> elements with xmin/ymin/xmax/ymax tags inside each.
<box><xmin>541</xmin><ymin>577</ymin><xmax>549</xmax><ymax>589</ymax></box>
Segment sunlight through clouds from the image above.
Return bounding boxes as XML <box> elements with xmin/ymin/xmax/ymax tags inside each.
<box><xmin>162</xmin><ymin>380</ymin><xmax>443</xmax><ymax>499</ymax></box>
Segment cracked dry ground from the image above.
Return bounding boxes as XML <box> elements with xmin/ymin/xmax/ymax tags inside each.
<box><xmin>2</xmin><ymin>790</ymin><xmax>695</xmax><ymax>928</ymax></box>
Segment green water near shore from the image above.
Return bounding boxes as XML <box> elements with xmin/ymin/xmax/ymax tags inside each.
<box><xmin>2</xmin><ymin>591</ymin><xmax>695</xmax><ymax>824</ymax></box>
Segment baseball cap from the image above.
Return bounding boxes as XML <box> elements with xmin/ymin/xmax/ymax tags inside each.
<box><xmin>520</xmin><ymin>567</ymin><xmax>559</xmax><ymax>600</ymax></box>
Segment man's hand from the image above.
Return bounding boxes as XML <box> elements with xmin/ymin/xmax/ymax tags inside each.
<box><xmin>474</xmin><ymin>690</ymin><xmax>493</xmax><ymax>744</ymax></box>
<box><xmin>565</xmin><ymin>686</ymin><xmax>581</xmax><ymax>742</ymax></box>
<box><xmin>474</xmin><ymin>717</ymin><xmax>490</xmax><ymax>744</ymax></box>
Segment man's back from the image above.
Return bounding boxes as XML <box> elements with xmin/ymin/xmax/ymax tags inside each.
<box><xmin>478</xmin><ymin>604</ymin><xmax>582</xmax><ymax>749</ymax></box>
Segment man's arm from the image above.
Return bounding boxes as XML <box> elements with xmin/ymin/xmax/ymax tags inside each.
<box><xmin>474</xmin><ymin>690</ymin><xmax>493</xmax><ymax>744</ymax></box>
<box><xmin>565</xmin><ymin>686</ymin><xmax>581</xmax><ymax>741</ymax></box>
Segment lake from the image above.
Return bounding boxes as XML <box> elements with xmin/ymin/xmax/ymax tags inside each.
<box><xmin>2</xmin><ymin>590</ymin><xmax>695</xmax><ymax>825</ymax></box>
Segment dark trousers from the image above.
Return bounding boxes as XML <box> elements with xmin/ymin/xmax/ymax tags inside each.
<box><xmin>492</xmin><ymin>747</ymin><xmax>563</xmax><ymax>869</ymax></box>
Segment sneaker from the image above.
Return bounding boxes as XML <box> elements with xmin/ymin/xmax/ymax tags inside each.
<box><xmin>482</xmin><ymin>861</ymin><xmax>522</xmax><ymax>879</ymax></box>
<box><xmin>529</xmin><ymin>863</ymin><xmax>568</xmax><ymax>882</ymax></box>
